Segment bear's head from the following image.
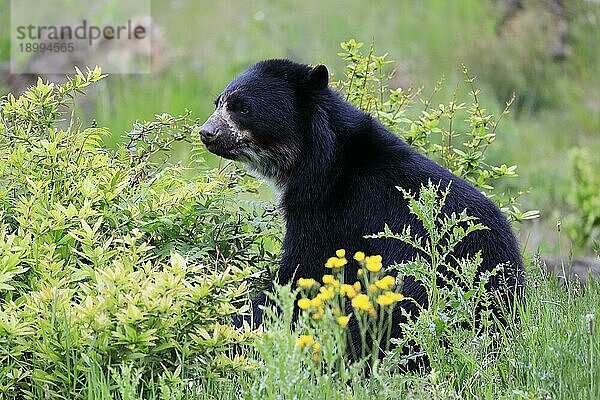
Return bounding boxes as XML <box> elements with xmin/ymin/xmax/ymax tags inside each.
<box><xmin>200</xmin><ymin>59</ymin><xmax>329</xmax><ymax>185</ymax></box>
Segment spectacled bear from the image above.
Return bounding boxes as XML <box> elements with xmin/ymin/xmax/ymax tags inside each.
<box><xmin>200</xmin><ymin>59</ymin><xmax>524</xmax><ymax>366</ymax></box>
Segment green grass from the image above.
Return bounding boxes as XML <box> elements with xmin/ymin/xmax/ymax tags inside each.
<box><xmin>25</xmin><ymin>256</ymin><xmax>597</xmax><ymax>399</ymax></box>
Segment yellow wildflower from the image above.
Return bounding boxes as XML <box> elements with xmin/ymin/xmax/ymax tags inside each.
<box><xmin>353</xmin><ymin>281</ymin><xmax>361</xmax><ymax>292</ymax></box>
<box><xmin>368</xmin><ymin>307</ymin><xmax>377</xmax><ymax>317</ymax></box>
<box><xmin>310</xmin><ymin>297</ymin><xmax>323</xmax><ymax>308</ymax></box>
<box><xmin>351</xmin><ymin>294</ymin><xmax>372</xmax><ymax>311</ymax></box>
<box><xmin>312</xmin><ymin>342</ymin><xmax>321</xmax><ymax>361</ymax></box>
<box><xmin>357</xmin><ymin>269</ymin><xmax>364</xmax><ymax>277</ymax></box>
<box><xmin>337</xmin><ymin>315</ymin><xmax>350</xmax><ymax>327</ymax></box>
<box><xmin>325</xmin><ymin>256</ymin><xmax>348</xmax><ymax>269</ymax></box>
<box><xmin>319</xmin><ymin>286</ymin><xmax>335</xmax><ymax>300</ymax></box>
<box><xmin>298</xmin><ymin>298</ymin><xmax>311</xmax><ymax>310</ymax></box>
<box><xmin>371</xmin><ymin>255</ymin><xmax>383</xmax><ymax>263</ymax></box>
<box><xmin>312</xmin><ymin>307</ymin><xmax>324</xmax><ymax>320</ymax></box>
<box><xmin>385</xmin><ymin>291</ymin><xmax>405</xmax><ymax>302</ymax></box>
<box><xmin>365</xmin><ymin>255</ymin><xmax>383</xmax><ymax>272</ymax></box>
<box><xmin>375</xmin><ymin>275</ymin><xmax>396</xmax><ymax>290</ymax></box>
<box><xmin>298</xmin><ymin>278</ymin><xmax>316</xmax><ymax>288</ymax></box>
<box><xmin>353</xmin><ymin>251</ymin><xmax>365</xmax><ymax>262</ymax></box>
<box><xmin>369</xmin><ymin>284</ymin><xmax>378</xmax><ymax>293</ymax></box>
<box><xmin>340</xmin><ymin>284</ymin><xmax>357</xmax><ymax>298</ymax></box>
<box><xmin>322</xmin><ymin>274</ymin><xmax>340</xmax><ymax>289</ymax></box>
<box><xmin>336</xmin><ymin>249</ymin><xmax>346</xmax><ymax>258</ymax></box>
<box><xmin>296</xmin><ymin>335</ymin><xmax>314</xmax><ymax>348</ymax></box>
<box><xmin>376</xmin><ymin>294</ymin><xmax>394</xmax><ymax>306</ymax></box>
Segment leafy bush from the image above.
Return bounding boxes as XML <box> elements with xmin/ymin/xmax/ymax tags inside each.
<box><xmin>566</xmin><ymin>147</ymin><xmax>600</xmax><ymax>251</ymax></box>
<box><xmin>0</xmin><ymin>68</ymin><xmax>280</xmax><ymax>399</ymax></box>
<box><xmin>375</xmin><ymin>182</ymin><xmax>500</xmax><ymax>381</ymax></box>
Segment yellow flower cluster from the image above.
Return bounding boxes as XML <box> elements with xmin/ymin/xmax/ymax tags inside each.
<box><xmin>311</xmin><ymin>341</ymin><xmax>321</xmax><ymax>362</ymax></box>
<box><xmin>298</xmin><ymin>298</ymin><xmax>311</xmax><ymax>310</ymax></box>
<box><xmin>298</xmin><ymin>278</ymin><xmax>316</xmax><ymax>288</ymax></box>
<box><xmin>311</xmin><ymin>307</ymin><xmax>324</xmax><ymax>320</ymax></box>
<box><xmin>375</xmin><ymin>275</ymin><xmax>396</xmax><ymax>290</ymax></box>
<box><xmin>296</xmin><ymin>334</ymin><xmax>314</xmax><ymax>347</ymax></box>
<box><xmin>351</xmin><ymin>294</ymin><xmax>372</xmax><ymax>311</ymax></box>
<box><xmin>319</xmin><ymin>285</ymin><xmax>335</xmax><ymax>300</ymax></box>
<box><xmin>298</xmin><ymin>296</ymin><xmax>326</xmax><ymax>320</ymax></box>
<box><xmin>376</xmin><ymin>291</ymin><xmax>404</xmax><ymax>306</ymax></box>
<box><xmin>296</xmin><ymin>335</ymin><xmax>322</xmax><ymax>362</ymax></box>
<box><xmin>353</xmin><ymin>251</ymin><xmax>365</xmax><ymax>262</ymax></box>
<box><xmin>297</xmin><ymin>274</ymin><xmax>339</xmax><ymax>319</ymax></box>
<box><xmin>365</xmin><ymin>255</ymin><xmax>383</xmax><ymax>272</ymax></box>
<box><xmin>310</xmin><ymin>297</ymin><xmax>323</xmax><ymax>308</ymax></box>
<box><xmin>325</xmin><ymin>249</ymin><xmax>348</xmax><ymax>269</ymax></box>
<box><xmin>297</xmin><ymin>250</ymin><xmax>406</xmax><ymax>353</ymax></box>
<box><xmin>340</xmin><ymin>283</ymin><xmax>357</xmax><ymax>298</ymax></box>
<box><xmin>322</xmin><ymin>274</ymin><xmax>339</xmax><ymax>287</ymax></box>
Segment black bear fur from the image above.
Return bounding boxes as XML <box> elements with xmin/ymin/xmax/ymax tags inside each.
<box><xmin>200</xmin><ymin>59</ymin><xmax>524</xmax><ymax>365</ymax></box>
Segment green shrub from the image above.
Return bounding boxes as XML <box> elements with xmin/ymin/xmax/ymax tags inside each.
<box><xmin>566</xmin><ymin>147</ymin><xmax>600</xmax><ymax>251</ymax></box>
<box><xmin>373</xmin><ymin>182</ymin><xmax>500</xmax><ymax>384</ymax></box>
<box><xmin>0</xmin><ymin>68</ymin><xmax>280</xmax><ymax>399</ymax></box>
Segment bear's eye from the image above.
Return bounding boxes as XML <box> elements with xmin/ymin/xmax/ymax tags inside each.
<box><xmin>231</xmin><ymin>101</ymin><xmax>250</xmax><ymax>115</ymax></box>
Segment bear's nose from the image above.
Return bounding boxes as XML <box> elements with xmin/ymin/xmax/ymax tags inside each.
<box><xmin>200</xmin><ymin>123</ymin><xmax>220</xmax><ymax>143</ymax></box>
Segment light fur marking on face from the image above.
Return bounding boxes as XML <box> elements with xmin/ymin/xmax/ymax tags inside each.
<box><xmin>220</xmin><ymin>100</ymin><xmax>253</xmax><ymax>142</ymax></box>
<box><xmin>208</xmin><ymin>93</ymin><xmax>302</xmax><ymax>191</ymax></box>
<box><xmin>206</xmin><ymin>98</ymin><xmax>253</xmax><ymax>145</ymax></box>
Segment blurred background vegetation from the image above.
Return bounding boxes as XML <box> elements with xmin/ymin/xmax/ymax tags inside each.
<box><xmin>1</xmin><ymin>0</ymin><xmax>598</xmax><ymax>257</ymax></box>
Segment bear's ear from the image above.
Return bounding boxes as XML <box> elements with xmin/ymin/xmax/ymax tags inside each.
<box><xmin>307</xmin><ymin>64</ymin><xmax>329</xmax><ymax>89</ymax></box>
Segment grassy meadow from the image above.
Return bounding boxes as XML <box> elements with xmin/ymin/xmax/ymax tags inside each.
<box><xmin>0</xmin><ymin>0</ymin><xmax>599</xmax><ymax>399</ymax></box>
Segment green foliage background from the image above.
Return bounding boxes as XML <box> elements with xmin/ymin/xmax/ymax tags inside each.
<box><xmin>1</xmin><ymin>0</ymin><xmax>598</xmax><ymax>251</ymax></box>
<box><xmin>97</xmin><ymin>0</ymin><xmax>600</xmax><ymax>252</ymax></box>
<box><xmin>0</xmin><ymin>69</ymin><xmax>280</xmax><ymax>397</ymax></box>
<box><xmin>0</xmin><ymin>0</ymin><xmax>599</xmax><ymax>398</ymax></box>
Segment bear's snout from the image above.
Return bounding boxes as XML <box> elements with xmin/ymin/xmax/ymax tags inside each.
<box><xmin>199</xmin><ymin>113</ymin><xmax>246</xmax><ymax>160</ymax></box>
<box><xmin>199</xmin><ymin>122</ymin><xmax>220</xmax><ymax>144</ymax></box>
